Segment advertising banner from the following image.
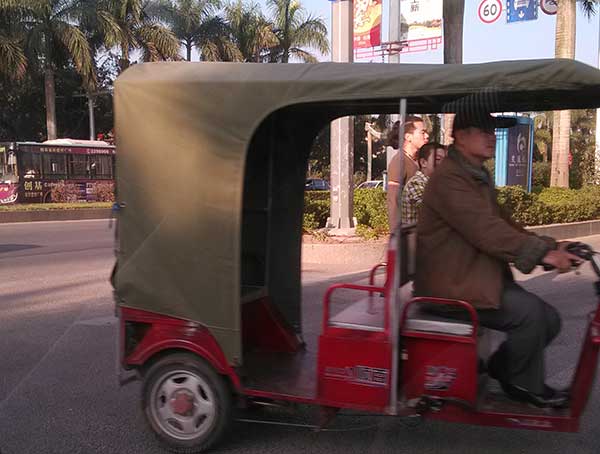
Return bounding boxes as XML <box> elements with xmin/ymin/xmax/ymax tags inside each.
<box><xmin>506</xmin><ymin>122</ymin><xmax>532</xmax><ymax>187</ymax></box>
<box><xmin>400</xmin><ymin>0</ymin><xmax>442</xmax><ymax>43</ymax></box>
<box><xmin>354</xmin><ymin>0</ymin><xmax>382</xmax><ymax>49</ymax></box>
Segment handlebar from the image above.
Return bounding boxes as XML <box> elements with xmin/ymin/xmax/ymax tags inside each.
<box><xmin>542</xmin><ymin>242</ymin><xmax>600</xmax><ymax>277</ymax></box>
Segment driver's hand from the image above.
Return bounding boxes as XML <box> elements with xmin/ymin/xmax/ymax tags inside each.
<box><xmin>542</xmin><ymin>247</ymin><xmax>582</xmax><ymax>273</ymax></box>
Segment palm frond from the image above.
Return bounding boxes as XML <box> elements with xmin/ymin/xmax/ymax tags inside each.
<box><xmin>293</xmin><ymin>16</ymin><xmax>329</xmax><ymax>54</ymax></box>
<box><xmin>140</xmin><ymin>40</ymin><xmax>160</xmax><ymax>61</ymax></box>
<box><xmin>97</xmin><ymin>10</ymin><xmax>125</xmax><ymax>48</ymax></box>
<box><xmin>579</xmin><ymin>0</ymin><xmax>598</xmax><ymax>18</ymax></box>
<box><xmin>137</xmin><ymin>22</ymin><xmax>180</xmax><ymax>60</ymax></box>
<box><xmin>288</xmin><ymin>47</ymin><xmax>317</xmax><ymax>63</ymax></box>
<box><xmin>54</xmin><ymin>20</ymin><xmax>96</xmax><ymax>88</ymax></box>
<box><xmin>0</xmin><ymin>0</ymin><xmax>45</xmax><ymax>9</ymax></box>
<box><xmin>0</xmin><ymin>34</ymin><xmax>27</xmax><ymax>80</ymax></box>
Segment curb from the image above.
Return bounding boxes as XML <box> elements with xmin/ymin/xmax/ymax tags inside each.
<box><xmin>302</xmin><ymin>240</ymin><xmax>387</xmax><ymax>265</ymax></box>
<box><xmin>0</xmin><ymin>208</ymin><xmax>112</xmax><ymax>224</ymax></box>
<box><xmin>526</xmin><ymin>220</ymin><xmax>600</xmax><ymax>240</ymax></box>
<box><xmin>303</xmin><ymin>220</ymin><xmax>600</xmax><ymax>265</ymax></box>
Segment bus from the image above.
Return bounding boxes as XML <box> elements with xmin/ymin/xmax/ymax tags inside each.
<box><xmin>0</xmin><ymin>139</ymin><xmax>115</xmax><ymax>204</ymax></box>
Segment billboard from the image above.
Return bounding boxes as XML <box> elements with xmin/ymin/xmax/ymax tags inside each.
<box><xmin>354</xmin><ymin>0</ymin><xmax>382</xmax><ymax>49</ymax></box>
<box><xmin>506</xmin><ymin>122</ymin><xmax>532</xmax><ymax>187</ymax></box>
<box><xmin>400</xmin><ymin>0</ymin><xmax>443</xmax><ymax>43</ymax></box>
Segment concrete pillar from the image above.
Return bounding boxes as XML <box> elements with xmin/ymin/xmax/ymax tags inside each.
<box><xmin>327</xmin><ymin>0</ymin><xmax>356</xmax><ymax>231</ymax></box>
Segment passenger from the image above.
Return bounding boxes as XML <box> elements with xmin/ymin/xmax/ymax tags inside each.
<box><xmin>400</xmin><ymin>142</ymin><xmax>446</xmax><ymax>225</ymax></box>
<box><xmin>386</xmin><ymin>116</ymin><xmax>430</xmax><ymax>230</ymax></box>
<box><xmin>415</xmin><ymin>104</ymin><xmax>580</xmax><ymax>408</ymax></box>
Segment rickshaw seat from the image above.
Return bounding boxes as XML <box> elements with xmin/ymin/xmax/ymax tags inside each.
<box><xmin>329</xmin><ymin>296</ymin><xmax>385</xmax><ymax>332</ymax></box>
<box><xmin>405</xmin><ymin>306</ymin><xmax>473</xmax><ymax>337</ymax></box>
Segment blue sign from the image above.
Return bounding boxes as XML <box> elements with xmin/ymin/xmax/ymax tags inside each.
<box><xmin>507</xmin><ymin>0</ymin><xmax>538</xmax><ymax>23</ymax></box>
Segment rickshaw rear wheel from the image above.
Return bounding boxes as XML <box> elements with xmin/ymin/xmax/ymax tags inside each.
<box><xmin>142</xmin><ymin>353</ymin><xmax>232</xmax><ymax>453</ymax></box>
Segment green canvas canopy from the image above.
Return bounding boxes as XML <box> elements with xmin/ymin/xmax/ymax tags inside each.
<box><xmin>113</xmin><ymin>58</ymin><xmax>600</xmax><ymax>364</ymax></box>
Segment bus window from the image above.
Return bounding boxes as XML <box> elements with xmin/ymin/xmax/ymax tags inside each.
<box><xmin>69</xmin><ymin>154</ymin><xmax>88</xmax><ymax>179</ymax></box>
<box><xmin>42</xmin><ymin>154</ymin><xmax>67</xmax><ymax>179</ymax></box>
<box><xmin>88</xmin><ymin>155</ymin><xmax>113</xmax><ymax>179</ymax></box>
<box><xmin>19</xmin><ymin>152</ymin><xmax>42</xmax><ymax>179</ymax></box>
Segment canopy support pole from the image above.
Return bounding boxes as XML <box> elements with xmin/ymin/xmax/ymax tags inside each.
<box><xmin>389</xmin><ymin>98</ymin><xmax>407</xmax><ymax>415</ymax></box>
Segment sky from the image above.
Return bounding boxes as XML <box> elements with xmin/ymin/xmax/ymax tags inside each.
<box><xmin>256</xmin><ymin>0</ymin><xmax>600</xmax><ymax>67</ymax></box>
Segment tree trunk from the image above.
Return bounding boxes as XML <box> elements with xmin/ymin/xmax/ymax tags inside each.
<box><xmin>550</xmin><ymin>0</ymin><xmax>576</xmax><ymax>188</ymax></box>
<box><xmin>119</xmin><ymin>43</ymin><xmax>130</xmax><ymax>73</ymax></box>
<box><xmin>186</xmin><ymin>40</ymin><xmax>192</xmax><ymax>61</ymax></box>
<box><xmin>44</xmin><ymin>67</ymin><xmax>57</xmax><ymax>140</ymax></box>
<box><xmin>442</xmin><ymin>1</ymin><xmax>465</xmax><ymax>145</ymax></box>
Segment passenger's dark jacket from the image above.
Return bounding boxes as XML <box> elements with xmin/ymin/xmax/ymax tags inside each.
<box><xmin>414</xmin><ymin>147</ymin><xmax>554</xmax><ymax>309</ymax></box>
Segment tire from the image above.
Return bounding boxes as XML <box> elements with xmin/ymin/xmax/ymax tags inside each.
<box><xmin>142</xmin><ymin>353</ymin><xmax>232</xmax><ymax>453</ymax></box>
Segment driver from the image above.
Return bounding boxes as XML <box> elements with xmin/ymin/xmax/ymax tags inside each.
<box><xmin>415</xmin><ymin>101</ymin><xmax>581</xmax><ymax>408</ymax></box>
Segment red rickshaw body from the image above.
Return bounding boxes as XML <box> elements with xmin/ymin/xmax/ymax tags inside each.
<box><xmin>113</xmin><ymin>59</ymin><xmax>600</xmax><ymax>452</ymax></box>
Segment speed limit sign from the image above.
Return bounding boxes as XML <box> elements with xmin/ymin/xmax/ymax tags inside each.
<box><xmin>478</xmin><ymin>0</ymin><xmax>502</xmax><ymax>24</ymax></box>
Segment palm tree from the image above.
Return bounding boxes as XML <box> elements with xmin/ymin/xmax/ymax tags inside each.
<box><xmin>266</xmin><ymin>0</ymin><xmax>328</xmax><ymax>63</ymax></box>
<box><xmin>550</xmin><ymin>0</ymin><xmax>598</xmax><ymax>187</ymax></box>
<box><xmin>17</xmin><ymin>0</ymin><xmax>97</xmax><ymax>140</ymax></box>
<box><xmin>157</xmin><ymin>0</ymin><xmax>240</xmax><ymax>61</ymax></box>
<box><xmin>0</xmin><ymin>1</ymin><xmax>29</xmax><ymax>81</ymax></box>
<box><xmin>109</xmin><ymin>0</ymin><xmax>180</xmax><ymax>72</ymax></box>
<box><xmin>225</xmin><ymin>0</ymin><xmax>276</xmax><ymax>62</ymax></box>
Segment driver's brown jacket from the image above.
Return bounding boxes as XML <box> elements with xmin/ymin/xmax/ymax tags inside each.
<box><xmin>414</xmin><ymin>147</ymin><xmax>554</xmax><ymax>309</ymax></box>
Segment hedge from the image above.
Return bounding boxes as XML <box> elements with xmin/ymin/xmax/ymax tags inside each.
<box><xmin>305</xmin><ymin>185</ymin><xmax>600</xmax><ymax>235</ymax></box>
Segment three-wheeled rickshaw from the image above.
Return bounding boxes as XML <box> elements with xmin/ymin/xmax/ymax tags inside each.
<box><xmin>112</xmin><ymin>58</ymin><xmax>600</xmax><ymax>453</ymax></box>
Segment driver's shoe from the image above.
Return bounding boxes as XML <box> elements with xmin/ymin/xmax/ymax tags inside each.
<box><xmin>500</xmin><ymin>382</ymin><xmax>569</xmax><ymax>409</ymax></box>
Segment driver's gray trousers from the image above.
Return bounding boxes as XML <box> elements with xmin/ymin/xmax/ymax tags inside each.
<box><xmin>478</xmin><ymin>281</ymin><xmax>561</xmax><ymax>394</ymax></box>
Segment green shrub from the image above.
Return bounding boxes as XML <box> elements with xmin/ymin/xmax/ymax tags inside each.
<box><xmin>496</xmin><ymin>186</ymin><xmax>551</xmax><ymax>226</ymax></box>
<box><xmin>303</xmin><ymin>189</ymin><xmax>389</xmax><ymax>234</ymax></box>
<box><xmin>303</xmin><ymin>191</ymin><xmax>330</xmax><ymax>231</ymax></box>
<box><xmin>303</xmin><ymin>185</ymin><xmax>600</xmax><ymax>233</ymax></box>
<box><xmin>354</xmin><ymin>188</ymin><xmax>388</xmax><ymax>231</ymax></box>
<box><xmin>538</xmin><ymin>186</ymin><xmax>600</xmax><ymax>224</ymax></box>
<box><xmin>532</xmin><ymin>161</ymin><xmax>551</xmax><ymax>189</ymax></box>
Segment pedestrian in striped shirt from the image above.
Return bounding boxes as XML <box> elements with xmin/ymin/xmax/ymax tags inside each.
<box><xmin>401</xmin><ymin>143</ymin><xmax>446</xmax><ymax>225</ymax></box>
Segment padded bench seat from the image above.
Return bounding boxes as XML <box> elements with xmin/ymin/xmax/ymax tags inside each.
<box><xmin>405</xmin><ymin>307</ymin><xmax>473</xmax><ymax>337</ymax></box>
<box><xmin>329</xmin><ymin>296</ymin><xmax>385</xmax><ymax>332</ymax></box>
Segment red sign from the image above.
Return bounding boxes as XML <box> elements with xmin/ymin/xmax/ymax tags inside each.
<box><xmin>353</xmin><ymin>0</ymin><xmax>382</xmax><ymax>49</ymax></box>
<box><xmin>478</xmin><ymin>0</ymin><xmax>502</xmax><ymax>24</ymax></box>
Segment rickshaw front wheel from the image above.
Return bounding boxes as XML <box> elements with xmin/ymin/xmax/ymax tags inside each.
<box><xmin>142</xmin><ymin>353</ymin><xmax>232</xmax><ymax>453</ymax></box>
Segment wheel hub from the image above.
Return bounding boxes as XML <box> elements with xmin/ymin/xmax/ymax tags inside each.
<box><xmin>170</xmin><ymin>390</ymin><xmax>195</xmax><ymax>416</ymax></box>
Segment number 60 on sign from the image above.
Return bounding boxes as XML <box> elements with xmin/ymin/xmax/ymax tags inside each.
<box><xmin>478</xmin><ymin>0</ymin><xmax>502</xmax><ymax>24</ymax></box>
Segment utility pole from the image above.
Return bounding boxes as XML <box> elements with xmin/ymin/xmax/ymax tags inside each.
<box><xmin>386</xmin><ymin>0</ymin><xmax>401</xmax><ymax>167</ymax></box>
<box><xmin>596</xmin><ymin>13</ymin><xmax>600</xmax><ymax>183</ymax></box>
<box><xmin>327</xmin><ymin>0</ymin><xmax>356</xmax><ymax>232</ymax></box>
<box><xmin>87</xmin><ymin>93</ymin><xmax>95</xmax><ymax>141</ymax></box>
<box><xmin>70</xmin><ymin>90</ymin><xmax>111</xmax><ymax>140</ymax></box>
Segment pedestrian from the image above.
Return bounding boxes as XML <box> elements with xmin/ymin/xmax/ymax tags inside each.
<box><xmin>386</xmin><ymin>116</ymin><xmax>430</xmax><ymax>229</ymax></box>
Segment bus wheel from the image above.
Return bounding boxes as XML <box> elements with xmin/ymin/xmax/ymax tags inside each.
<box><xmin>142</xmin><ymin>353</ymin><xmax>232</xmax><ymax>453</ymax></box>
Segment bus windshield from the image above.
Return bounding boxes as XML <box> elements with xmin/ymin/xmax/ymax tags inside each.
<box><xmin>0</xmin><ymin>145</ymin><xmax>17</xmax><ymax>182</ymax></box>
